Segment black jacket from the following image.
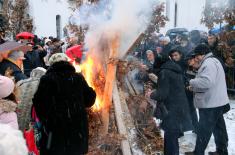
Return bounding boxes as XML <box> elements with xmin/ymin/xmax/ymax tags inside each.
<box><xmin>150</xmin><ymin>60</ymin><xmax>192</xmax><ymax>132</ymax></box>
<box><xmin>162</xmin><ymin>42</ymin><xmax>173</xmax><ymax>54</ymax></box>
<box><xmin>33</xmin><ymin>61</ymin><xmax>96</xmax><ymax>155</ymax></box>
<box><xmin>23</xmin><ymin>50</ymin><xmax>47</xmax><ymax>77</ymax></box>
<box><xmin>0</xmin><ymin>59</ymin><xmax>27</xmax><ymax>82</ymax></box>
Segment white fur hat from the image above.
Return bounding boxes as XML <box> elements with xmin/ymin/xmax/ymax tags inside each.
<box><xmin>48</xmin><ymin>53</ymin><xmax>69</xmax><ymax>66</ymax></box>
<box><xmin>30</xmin><ymin>67</ymin><xmax>47</xmax><ymax>78</ymax></box>
<box><xmin>0</xmin><ymin>123</ymin><xmax>28</xmax><ymax>155</ymax></box>
<box><xmin>0</xmin><ymin>76</ymin><xmax>15</xmax><ymax>99</ymax></box>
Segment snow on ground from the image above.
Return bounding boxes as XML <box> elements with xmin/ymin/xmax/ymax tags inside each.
<box><xmin>179</xmin><ymin>101</ymin><xmax>235</xmax><ymax>155</ymax></box>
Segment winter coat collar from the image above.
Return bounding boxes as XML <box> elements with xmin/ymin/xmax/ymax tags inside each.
<box><xmin>6</xmin><ymin>58</ymin><xmax>21</xmax><ymax>69</ymax></box>
<box><xmin>160</xmin><ymin>60</ymin><xmax>183</xmax><ymax>74</ymax></box>
<box><xmin>0</xmin><ymin>99</ymin><xmax>17</xmax><ymax>114</ymax></box>
<box><xmin>198</xmin><ymin>52</ymin><xmax>213</xmax><ymax>67</ymax></box>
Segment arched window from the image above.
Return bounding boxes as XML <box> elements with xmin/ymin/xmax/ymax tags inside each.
<box><xmin>56</xmin><ymin>15</ymin><xmax>61</xmax><ymax>39</ymax></box>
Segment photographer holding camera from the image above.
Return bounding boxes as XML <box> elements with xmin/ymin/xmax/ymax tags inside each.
<box><xmin>23</xmin><ymin>42</ymin><xmax>47</xmax><ymax>77</ymax></box>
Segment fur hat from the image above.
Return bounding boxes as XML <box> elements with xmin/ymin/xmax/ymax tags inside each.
<box><xmin>48</xmin><ymin>53</ymin><xmax>69</xmax><ymax>66</ymax></box>
<box><xmin>0</xmin><ymin>76</ymin><xmax>15</xmax><ymax>99</ymax></box>
<box><xmin>0</xmin><ymin>123</ymin><xmax>28</xmax><ymax>155</ymax></box>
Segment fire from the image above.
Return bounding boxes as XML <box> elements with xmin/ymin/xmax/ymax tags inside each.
<box><xmin>73</xmin><ymin>55</ymin><xmax>105</xmax><ymax>112</ymax></box>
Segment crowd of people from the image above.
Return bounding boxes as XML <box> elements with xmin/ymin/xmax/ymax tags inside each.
<box><xmin>0</xmin><ymin>33</ymin><xmax>96</xmax><ymax>155</ymax></box>
<box><xmin>0</xmin><ymin>27</ymin><xmax>234</xmax><ymax>155</ymax></box>
<box><xmin>135</xmin><ymin>31</ymin><xmax>232</xmax><ymax>155</ymax></box>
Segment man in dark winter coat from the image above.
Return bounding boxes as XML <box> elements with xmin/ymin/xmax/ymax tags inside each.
<box><xmin>179</xmin><ymin>34</ymin><xmax>194</xmax><ymax>56</ymax></box>
<box><xmin>33</xmin><ymin>61</ymin><xmax>96</xmax><ymax>155</ymax></box>
<box><xmin>23</xmin><ymin>43</ymin><xmax>47</xmax><ymax>77</ymax></box>
<box><xmin>147</xmin><ymin>53</ymin><xmax>192</xmax><ymax>155</ymax></box>
<box><xmin>169</xmin><ymin>48</ymin><xmax>198</xmax><ymax>132</ymax></box>
<box><xmin>0</xmin><ymin>51</ymin><xmax>27</xmax><ymax>82</ymax></box>
<box><xmin>185</xmin><ymin>44</ymin><xmax>230</xmax><ymax>155</ymax></box>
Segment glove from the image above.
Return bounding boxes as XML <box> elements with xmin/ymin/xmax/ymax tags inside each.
<box><xmin>149</xmin><ymin>73</ymin><xmax>158</xmax><ymax>84</ymax></box>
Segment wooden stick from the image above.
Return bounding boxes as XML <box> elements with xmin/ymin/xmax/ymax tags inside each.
<box><xmin>112</xmin><ymin>81</ymin><xmax>132</xmax><ymax>155</ymax></box>
<box><xmin>101</xmin><ymin>35</ymin><xmax>119</xmax><ymax>134</ymax></box>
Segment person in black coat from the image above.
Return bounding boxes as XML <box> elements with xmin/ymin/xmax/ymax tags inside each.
<box><xmin>32</xmin><ymin>61</ymin><xmax>96</xmax><ymax>155</ymax></box>
<box><xmin>169</xmin><ymin>48</ymin><xmax>199</xmax><ymax>132</ymax></box>
<box><xmin>23</xmin><ymin>43</ymin><xmax>47</xmax><ymax>77</ymax></box>
<box><xmin>0</xmin><ymin>51</ymin><xmax>27</xmax><ymax>82</ymax></box>
<box><xmin>147</xmin><ymin>53</ymin><xmax>192</xmax><ymax>155</ymax></box>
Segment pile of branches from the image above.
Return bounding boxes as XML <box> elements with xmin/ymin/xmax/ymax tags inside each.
<box><xmin>117</xmin><ymin>59</ymin><xmax>164</xmax><ymax>154</ymax></box>
<box><xmin>87</xmin><ymin>106</ymin><xmax>125</xmax><ymax>155</ymax></box>
<box><xmin>126</xmin><ymin>84</ymin><xmax>164</xmax><ymax>154</ymax></box>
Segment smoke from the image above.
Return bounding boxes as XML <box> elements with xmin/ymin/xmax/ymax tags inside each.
<box><xmin>70</xmin><ymin>0</ymin><xmax>158</xmax><ymax>58</ymax></box>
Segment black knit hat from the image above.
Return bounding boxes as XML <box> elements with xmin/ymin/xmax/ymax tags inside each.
<box><xmin>193</xmin><ymin>44</ymin><xmax>212</xmax><ymax>55</ymax></box>
<box><xmin>184</xmin><ymin>52</ymin><xmax>196</xmax><ymax>61</ymax></box>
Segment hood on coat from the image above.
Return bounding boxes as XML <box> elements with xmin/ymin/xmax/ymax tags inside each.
<box><xmin>160</xmin><ymin>60</ymin><xmax>183</xmax><ymax>74</ymax></box>
<box><xmin>30</xmin><ymin>67</ymin><xmax>46</xmax><ymax>79</ymax></box>
<box><xmin>0</xmin><ymin>99</ymin><xmax>17</xmax><ymax>114</ymax></box>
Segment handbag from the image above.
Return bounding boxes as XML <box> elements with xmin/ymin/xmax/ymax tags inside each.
<box><xmin>154</xmin><ymin>102</ymin><xmax>169</xmax><ymax>120</ymax></box>
<box><xmin>24</xmin><ymin>125</ymin><xmax>40</xmax><ymax>155</ymax></box>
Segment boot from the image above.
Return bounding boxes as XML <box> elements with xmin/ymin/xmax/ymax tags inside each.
<box><xmin>185</xmin><ymin>152</ymin><xmax>195</xmax><ymax>155</ymax></box>
<box><xmin>209</xmin><ymin>151</ymin><xmax>228</xmax><ymax>155</ymax></box>
<box><xmin>208</xmin><ymin>152</ymin><xmax>219</xmax><ymax>155</ymax></box>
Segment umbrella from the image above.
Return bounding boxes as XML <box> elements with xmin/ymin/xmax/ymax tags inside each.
<box><xmin>16</xmin><ymin>32</ymin><xmax>34</xmax><ymax>40</ymax></box>
<box><xmin>0</xmin><ymin>41</ymin><xmax>31</xmax><ymax>53</ymax></box>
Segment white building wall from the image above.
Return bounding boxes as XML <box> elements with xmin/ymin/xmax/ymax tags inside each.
<box><xmin>28</xmin><ymin>0</ymin><xmax>73</xmax><ymax>38</ymax></box>
<box><xmin>160</xmin><ymin>0</ymin><xmax>208</xmax><ymax>34</ymax></box>
<box><xmin>28</xmin><ymin>0</ymin><xmax>208</xmax><ymax>37</ymax></box>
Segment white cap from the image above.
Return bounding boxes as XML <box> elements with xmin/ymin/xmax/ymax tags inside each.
<box><xmin>45</xmin><ymin>39</ymin><xmax>52</xmax><ymax>45</ymax></box>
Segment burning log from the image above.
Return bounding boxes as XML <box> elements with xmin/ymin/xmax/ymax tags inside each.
<box><xmin>101</xmin><ymin>34</ymin><xmax>120</xmax><ymax>134</ymax></box>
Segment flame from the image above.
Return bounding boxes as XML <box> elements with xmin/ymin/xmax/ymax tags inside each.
<box><xmin>73</xmin><ymin>55</ymin><xmax>105</xmax><ymax>112</ymax></box>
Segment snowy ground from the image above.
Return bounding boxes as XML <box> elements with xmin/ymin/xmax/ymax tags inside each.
<box><xmin>179</xmin><ymin>101</ymin><xmax>235</xmax><ymax>155</ymax></box>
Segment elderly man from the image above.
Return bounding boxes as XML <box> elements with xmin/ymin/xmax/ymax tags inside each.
<box><xmin>185</xmin><ymin>44</ymin><xmax>230</xmax><ymax>155</ymax></box>
<box><xmin>0</xmin><ymin>51</ymin><xmax>27</xmax><ymax>82</ymax></box>
<box><xmin>159</xmin><ymin>36</ymin><xmax>173</xmax><ymax>54</ymax></box>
